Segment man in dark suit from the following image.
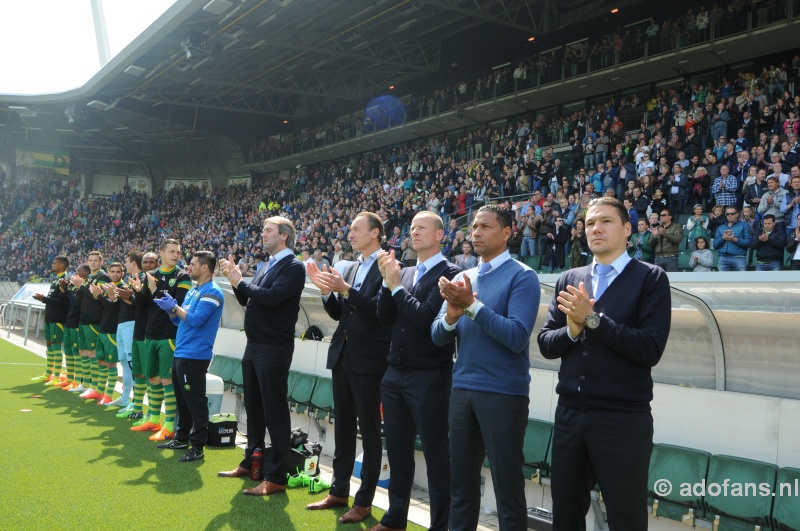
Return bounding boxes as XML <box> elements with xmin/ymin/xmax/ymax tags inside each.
<box><xmin>306</xmin><ymin>211</ymin><xmax>392</xmax><ymax>524</ymax></box>
<box><xmin>217</xmin><ymin>217</ymin><xmax>306</xmax><ymax>496</ymax></box>
<box><xmin>367</xmin><ymin>212</ymin><xmax>460</xmax><ymax>531</ymax></box>
<box><xmin>538</xmin><ymin>197</ymin><xmax>671</xmax><ymax>531</ymax></box>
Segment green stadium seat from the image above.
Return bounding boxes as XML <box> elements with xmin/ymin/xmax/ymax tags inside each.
<box><xmin>522</xmin><ymin>255</ymin><xmax>540</xmax><ymax>270</ymax></box>
<box><xmin>309</xmin><ymin>376</ymin><xmax>334</xmax><ymax>421</ymax></box>
<box><xmin>544</xmin><ymin>430</ymin><xmax>553</xmax><ymax>478</ymax></box>
<box><xmin>711</xmin><ymin>249</ymin><xmax>720</xmax><ymax>270</ymax></box>
<box><xmin>678</xmin><ymin>250</ymin><xmax>693</xmax><ymax>272</ymax></box>
<box><xmin>216</xmin><ymin>356</ymin><xmax>237</xmax><ymax>384</ymax></box>
<box><xmin>771</xmin><ymin>467</ymin><xmax>800</xmax><ymax>531</ymax></box>
<box><xmin>679</xmin><ymin>234</ymin><xmax>689</xmax><ymax>251</ymax></box>
<box><xmin>746</xmin><ymin>249</ymin><xmax>757</xmax><ymax>271</ymax></box>
<box><xmin>290</xmin><ymin>373</ymin><xmax>317</xmax><ymax>414</ymax></box>
<box><xmin>230</xmin><ymin>362</ymin><xmax>244</xmax><ymax>395</ymax></box>
<box><xmin>286</xmin><ymin>370</ymin><xmax>299</xmax><ymax>401</ymax></box>
<box><xmin>207</xmin><ymin>355</ymin><xmax>226</xmax><ymax>377</ymax></box>
<box><xmin>648</xmin><ymin>443</ymin><xmax>711</xmax><ymax>525</ymax></box>
<box><xmin>522</xmin><ymin>419</ymin><xmax>553</xmax><ymax>482</ymax></box>
<box><xmin>414</xmin><ymin>434</ymin><xmax>424</xmax><ymax>452</ymax></box>
<box><xmin>703</xmin><ymin>454</ymin><xmax>776</xmax><ymax>531</ymax></box>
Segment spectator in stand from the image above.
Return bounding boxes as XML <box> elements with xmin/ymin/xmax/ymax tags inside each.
<box><xmin>685</xmin><ymin>204</ymin><xmax>710</xmax><ymax>250</ymax></box>
<box><xmin>781</xmin><ymin>173</ymin><xmax>800</xmax><ymax>241</ymax></box>
<box><xmin>690</xmin><ymin>236</ymin><xmax>715</xmax><ymax>271</ymax></box>
<box><xmin>569</xmin><ymin>219</ymin><xmax>589</xmax><ymax>269</ymax></box>
<box><xmin>711</xmin><ymin>164</ymin><xmax>739</xmax><ymax>207</ymax></box>
<box><xmin>786</xmin><ymin>215</ymin><xmax>800</xmax><ymax>270</ymax></box>
<box><xmin>628</xmin><ymin>219</ymin><xmax>654</xmax><ymax>263</ymax></box>
<box><xmin>453</xmin><ymin>241</ymin><xmax>478</xmax><ymax>270</ymax></box>
<box><xmin>750</xmin><ymin>214</ymin><xmax>786</xmax><ymax>271</ymax></box>
<box><xmin>648</xmin><ymin>208</ymin><xmax>683</xmax><ymax>272</ymax></box>
<box><xmin>713</xmin><ymin>206</ymin><xmax>752</xmax><ymax>272</ymax></box>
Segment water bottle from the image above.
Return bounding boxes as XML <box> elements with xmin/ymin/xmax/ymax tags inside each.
<box><xmin>251</xmin><ymin>447</ymin><xmax>263</xmax><ymax>481</ymax></box>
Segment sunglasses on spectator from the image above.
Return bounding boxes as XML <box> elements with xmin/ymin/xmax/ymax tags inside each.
<box><xmin>726</xmin><ymin>211</ymin><xmax>738</xmax><ymax>216</ymax></box>
<box><xmin>555</xmin><ymin>219</ymin><xmax>563</xmax><ymax>222</ymax></box>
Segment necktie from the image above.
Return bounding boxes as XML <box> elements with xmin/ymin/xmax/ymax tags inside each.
<box><xmin>594</xmin><ymin>263</ymin><xmax>613</xmax><ymax>300</ymax></box>
<box><xmin>413</xmin><ymin>262</ymin><xmax>426</xmax><ymax>287</ymax></box>
<box><xmin>478</xmin><ymin>262</ymin><xmax>492</xmax><ymax>278</ymax></box>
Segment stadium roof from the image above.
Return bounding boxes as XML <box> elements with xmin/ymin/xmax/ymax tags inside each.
<box><xmin>0</xmin><ymin>0</ymin><xmax>794</xmax><ymax>170</ymax></box>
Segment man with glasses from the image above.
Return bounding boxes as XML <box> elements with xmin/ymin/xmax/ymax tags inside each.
<box><xmin>647</xmin><ymin>209</ymin><xmax>683</xmax><ymax>272</ymax></box>
<box><xmin>713</xmin><ymin>206</ymin><xmax>752</xmax><ymax>271</ymax></box>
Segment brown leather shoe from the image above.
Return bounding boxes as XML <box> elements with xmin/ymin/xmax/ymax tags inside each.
<box><xmin>217</xmin><ymin>466</ymin><xmax>251</xmax><ymax>478</ymax></box>
<box><xmin>306</xmin><ymin>494</ymin><xmax>349</xmax><ymax>510</ymax></box>
<box><xmin>366</xmin><ymin>524</ymin><xmax>406</xmax><ymax>531</ymax></box>
<box><xmin>338</xmin><ymin>505</ymin><xmax>371</xmax><ymax>523</ymax></box>
<box><xmin>242</xmin><ymin>480</ymin><xmax>287</xmax><ymax>496</ymax></box>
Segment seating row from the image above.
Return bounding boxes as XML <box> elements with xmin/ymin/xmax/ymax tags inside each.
<box><xmin>479</xmin><ymin>418</ymin><xmax>800</xmax><ymax>531</ymax></box>
<box><xmin>207</xmin><ymin>355</ymin><xmax>335</xmax><ymax>422</ymax></box>
<box><xmin>648</xmin><ymin>443</ymin><xmax>800</xmax><ymax>531</ymax></box>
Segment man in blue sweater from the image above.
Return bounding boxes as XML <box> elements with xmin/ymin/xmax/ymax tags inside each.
<box><xmin>538</xmin><ymin>197</ymin><xmax>671</xmax><ymax>531</ymax></box>
<box><xmin>432</xmin><ymin>205</ymin><xmax>540</xmax><ymax>531</ymax></box>
<box><xmin>152</xmin><ymin>251</ymin><xmax>225</xmax><ymax>462</ymax></box>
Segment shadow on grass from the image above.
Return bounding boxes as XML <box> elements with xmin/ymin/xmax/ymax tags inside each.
<box><xmin>205</xmin><ymin>490</ymin><xmax>296</xmax><ymax>530</ymax></box>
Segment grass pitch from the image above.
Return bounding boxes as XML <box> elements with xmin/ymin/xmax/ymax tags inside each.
<box><xmin>0</xmin><ymin>341</ymin><xmax>425</xmax><ymax>530</ymax></box>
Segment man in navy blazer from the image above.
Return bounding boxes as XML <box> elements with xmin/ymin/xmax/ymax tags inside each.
<box><xmin>306</xmin><ymin>212</ymin><xmax>392</xmax><ymax>524</ymax></box>
<box><xmin>217</xmin><ymin>216</ymin><xmax>306</xmax><ymax>496</ymax></box>
<box><xmin>368</xmin><ymin>211</ymin><xmax>460</xmax><ymax>531</ymax></box>
<box><xmin>538</xmin><ymin>197</ymin><xmax>671</xmax><ymax>531</ymax></box>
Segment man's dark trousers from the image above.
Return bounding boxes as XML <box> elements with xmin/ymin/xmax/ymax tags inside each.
<box><xmin>239</xmin><ymin>343</ymin><xmax>291</xmax><ymax>485</ymax></box>
<box><xmin>172</xmin><ymin>357</ymin><xmax>211</xmax><ymax>447</ymax></box>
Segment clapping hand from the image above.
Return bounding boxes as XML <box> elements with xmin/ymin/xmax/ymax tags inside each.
<box><xmin>89</xmin><ymin>284</ymin><xmax>103</xmax><ymax>298</ymax></box>
<box><xmin>58</xmin><ymin>277</ymin><xmax>69</xmax><ymax>291</ymax></box>
<box><xmin>128</xmin><ymin>274</ymin><xmax>142</xmax><ymax>291</ymax></box>
<box><xmin>377</xmin><ymin>250</ymin><xmax>402</xmax><ymax>291</ymax></box>
<box><xmin>117</xmin><ymin>286</ymin><xmax>134</xmax><ymax>301</ymax></box>
<box><xmin>307</xmin><ymin>263</ymin><xmax>350</xmax><ymax>296</ymax></box>
<box><xmin>219</xmin><ymin>254</ymin><xmax>243</xmax><ymax>287</ymax></box>
<box><xmin>146</xmin><ymin>272</ymin><xmax>157</xmax><ymax>293</ymax></box>
<box><xmin>154</xmin><ymin>293</ymin><xmax>177</xmax><ymax>312</ymax></box>
<box><xmin>102</xmin><ymin>282</ymin><xmax>118</xmax><ymax>298</ymax></box>
<box><xmin>70</xmin><ymin>275</ymin><xmax>84</xmax><ymax>287</ymax></box>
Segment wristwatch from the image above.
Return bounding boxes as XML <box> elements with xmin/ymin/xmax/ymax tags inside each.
<box><xmin>170</xmin><ymin>305</ymin><xmax>178</xmax><ymax>314</ymax></box>
<box><xmin>584</xmin><ymin>312</ymin><xmax>600</xmax><ymax>330</ymax></box>
<box><xmin>464</xmin><ymin>299</ymin><xmax>480</xmax><ymax>319</ymax></box>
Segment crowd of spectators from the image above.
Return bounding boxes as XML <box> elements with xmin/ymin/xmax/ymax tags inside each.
<box><xmin>3</xmin><ymin>50</ymin><xmax>800</xmax><ymax>281</ymax></box>
<box><xmin>248</xmin><ymin>0</ymin><xmax>799</xmax><ymax>163</ymax></box>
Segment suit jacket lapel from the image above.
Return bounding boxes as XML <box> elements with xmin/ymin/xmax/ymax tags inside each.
<box><xmin>361</xmin><ymin>259</ymin><xmax>381</xmax><ymax>290</ymax></box>
<box><xmin>345</xmin><ymin>262</ymin><xmax>359</xmax><ymax>287</ymax></box>
<box><xmin>583</xmin><ymin>265</ymin><xmax>594</xmax><ymax>299</ymax></box>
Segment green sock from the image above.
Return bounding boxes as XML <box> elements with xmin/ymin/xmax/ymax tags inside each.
<box><xmin>64</xmin><ymin>346</ymin><xmax>74</xmax><ymax>381</ymax></box>
<box><xmin>89</xmin><ymin>357</ymin><xmax>99</xmax><ymax>390</ymax></box>
<box><xmin>132</xmin><ymin>377</ymin><xmax>146</xmax><ymax>414</ymax></box>
<box><xmin>45</xmin><ymin>347</ymin><xmax>54</xmax><ymax>377</ymax></box>
<box><xmin>148</xmin><ymin>383</ymin><xmax>163</xmax><ymax>423</ymax></box>
<box><xmin>107</xmin><ymin>366</ymin><xmax>118</xmax><ymax>396</ymax></box>
<box><xmin>53</xmin><ymin>344</ymin><xmax>63</xmax><ymax>376</ymax></box>
<box><xmin>80</xmin><ymin>356</ymin><xmax>90</xmax><ymax>385</ymax></box>
<box><xmin>163</xmin><ymin>383</ymin><xmax>176</xmax><ymax>431</ymax></box>
<box><xmin>97</xmin><ymin>365</ymin><xmax>108</xmax><ymax>396</ymax></box>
